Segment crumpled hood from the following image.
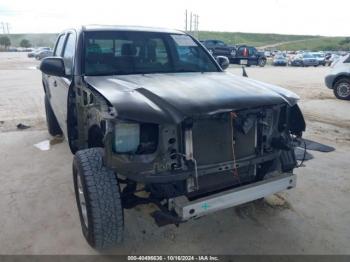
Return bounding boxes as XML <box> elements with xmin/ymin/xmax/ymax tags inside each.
<box><xmin>84</xmin><ymin>72</ymin><xmax>299</xmax><ymax>124</ymax></box>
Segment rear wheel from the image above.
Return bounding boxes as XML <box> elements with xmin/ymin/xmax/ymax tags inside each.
<box><xmin>258</xmin><ymin>58</ymin><xmax>266</xmax><ymax>67</ymax></box>
<box><xmin>44</xmin><ymin>95</ymin><xmax>62</xmax><ymax>136</ymax></box>
<box><xmin>73</xmin><ymin>148</ymin><xmax>124</xmax><ymax>249</ymax></box>
<box><xmin>333</xmin><ymin>78</ymin><xmax>350</xmax><ymax>100</ymax></box>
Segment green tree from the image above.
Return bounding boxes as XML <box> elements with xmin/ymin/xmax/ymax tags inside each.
<box><xmin>0</xmin><ymin>36</ymin><xmax>11</xmax><ymax>48</ymax></box>
<box><xmin>20</xmin><ymin>39</ymin><xmax>31</xmax><ymax>48</ymax></box>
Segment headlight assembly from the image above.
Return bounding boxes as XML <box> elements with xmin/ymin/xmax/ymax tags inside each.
<box><xmin>113</xmin><ymin>122</ymin><xmax>140</xmax><ymax>153</ymax></box>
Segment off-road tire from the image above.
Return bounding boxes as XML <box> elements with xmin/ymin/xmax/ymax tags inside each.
<box><xmin>73</xmin><ymin>148</ymin><xmax>124</xmax><ymax>249</ymax></box>
<box><xmin>44</xmin><ymin>95</ymin><xmax>62</xmax><ymax>136</ymax></box>
<box><xmin>333</xmin><ymin>78</ymin><xmax>350</xmax><ymax>100</ymax></box>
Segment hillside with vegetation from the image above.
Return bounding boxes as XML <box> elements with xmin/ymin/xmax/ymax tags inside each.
<box><xmin>6</xmin><ymin>33</ymin><xmax>58</xmax><ymax>48</ymax></box>
<box><xmin>198</xmin><ymin>31</ymin><xmax>350</xmax><ymax>51</ymax></box>
<box><xmin>2</xmin><ymin>32</ymin><xmax>349</xmax><ymax>51</ymax></box>
<box><xmin>275</xmin><ymin>37</ymin><xmax>350</xmax><ymax>51</ymax></box>
<box><xmin>198</xmin><ymin>31</ymin><xmax>320</xmax><ymax>47</ymax></box>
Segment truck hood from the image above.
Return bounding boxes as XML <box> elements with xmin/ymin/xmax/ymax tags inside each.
<box><xmin>84</xmin><ymin>72</ymin><xmax>299</xmax><ymax>124</ymax></box>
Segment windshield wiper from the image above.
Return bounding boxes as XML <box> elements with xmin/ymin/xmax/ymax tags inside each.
<box><xmin>175</xmin><ymin>69</ymin><xmax>202</xmax><ymax>73</ymax></box>
<box><xmin>86</xmin><ymin>70</ymin><xmax>134</xmax><ymax>76</ymax></box>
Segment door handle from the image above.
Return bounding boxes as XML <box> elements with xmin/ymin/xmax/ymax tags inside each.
<box><xmin>53</xmin><ymin>80</ymin><xmax>57</xmax><ymax>87</ymax></box>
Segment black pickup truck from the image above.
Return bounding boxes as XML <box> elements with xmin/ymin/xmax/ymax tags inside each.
<box><xmin>39</xmin><ymin>25</ymin><xmax>305</xmax><ymax>249</ymax></box>
<box><xmin>201</xmin><ymin>40</ymin><xmax>266</xmax><ymax>67</ymax></box>
<box><xmin>200</xmin><ymin>39</ymin><xmax>235</xmax><ymax>58</ymax></box>
<box><xmin>230</xmin><ymin>45</ymin><xmax>267</xmax><ymax>67</ymax></box>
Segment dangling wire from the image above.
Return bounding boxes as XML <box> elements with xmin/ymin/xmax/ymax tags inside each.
<box><xmin>296</xmin><ymin>140</ymin><xmax>307</xmax><ymax>168</ymax></box>
<box><xmin>291</xmin><ymin>135</ymin><xmax>307</xmax><ymax>168</ymax></box>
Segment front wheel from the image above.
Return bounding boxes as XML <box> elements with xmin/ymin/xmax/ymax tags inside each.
<box><xmin>73</xmin><ymin>148</ymin><xmax>124</xmax><ymax>249</ymax></box>
<box><xmin>333</xmin><ymin>78</ymin><xmax>350</xmax><ymax>100</ymax></box>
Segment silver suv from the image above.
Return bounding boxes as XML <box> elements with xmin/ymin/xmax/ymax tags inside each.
<box><xmin>325</xmin><ymin>54</ymin><xmax>350</xmax><ymax>100</ymax></box>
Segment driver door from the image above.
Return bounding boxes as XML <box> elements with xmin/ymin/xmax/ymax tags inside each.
<box><xmin>47</xmin><ymin>31</ymin><xmax>76</xmax><ymax>138</ymax></box>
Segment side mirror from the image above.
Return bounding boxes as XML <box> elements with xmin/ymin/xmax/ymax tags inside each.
<box><xmin>39</xmin><ymin>57</ymin><xmax>65</xmax><ymax>77</ymax></box>
<box><xmin>216</xmin><ymin>56</ymin><xmax>230</xmax><ymax>70</ymax></box>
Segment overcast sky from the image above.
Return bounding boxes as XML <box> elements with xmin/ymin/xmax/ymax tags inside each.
<box><xmin>0</xmin><ymin>0</ymin><xmax>349</xmax><ymax>36</ymax></box>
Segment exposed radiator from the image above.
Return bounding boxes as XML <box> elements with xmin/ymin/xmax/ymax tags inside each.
<box><xmin>191</xmin><ymin>114</ymin><xmax>257</xmax><ymax>166</ymax></box>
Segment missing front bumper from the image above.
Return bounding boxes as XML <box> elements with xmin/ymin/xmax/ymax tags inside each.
<box><xmin>172</xmin><ymin>173</ymin><xmax>296</xmax><ymax>220</ymax></box>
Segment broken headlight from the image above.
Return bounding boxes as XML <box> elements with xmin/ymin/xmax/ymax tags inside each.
<box><xmin>113</xmin><ymin>123</ymin><xmax>140</xmax><ymax>153</ymax></box>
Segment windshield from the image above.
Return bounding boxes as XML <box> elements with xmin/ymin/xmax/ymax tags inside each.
<box><xmin>303</xmin><ymin>54</ymin><xmax>314</xmax><ymax>58</ymax></box>
<box><xmin>84</xmin><ymin>31</ymin><xmax>219</xmax><ymax>76</ymax></box>
<box><xmin>275</xmin><ymin>55</ymin><xmax>285</xmax><ymax>59</ymax></box>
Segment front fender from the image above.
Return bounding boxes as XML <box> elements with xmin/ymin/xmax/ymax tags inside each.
<box><xmin>289</xmin><ymin>104</ymin><xmax>306</xmax><ymax>137</ymax></box>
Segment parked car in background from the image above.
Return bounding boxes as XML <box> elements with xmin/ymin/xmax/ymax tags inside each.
<box><xmin>27</xmin><ymin>50</ymin><xmax>36</xmax><ymax>57</ymax></box>
<box><xmin>200</xmin><ymin>40</ymin><xmax>235</xmax><ymax>59</ymax></box>
<box><xmin>312</xmin><ymin>52</ymin><xmax>326</xmax><ymax>66</ymax></box>
<box><xmin>264</xmin><ymin>50</ymin><xmax>272</xmax><ymax>57</ymax></box>
<box><xmin>35</xmin><ymin>49</ymin><xmax>53</xmax><ymax>60</ymax></box>
<box><xmin>290</xmin><ymin>53</ymin><xmax>318</xmax><ymax>67</ymax></box>
<box><xmin>272</xmin><ymin>50</ymin><xmax>280</xmax><ymax>56</ymax></box>
<box><xmin>326</xmin><ymin>54</ymin><xmax>340</xmax><ymax>66</ymax></box>
<box><xmin>28</xmin><ymin>47</ymin><xmax>51</xmax><ymax>58</ymax></box>
<box><xmin>230</xmin><ymin>45</ymin><xmax>267</xmax><ymax>67</ymax></box>
<box><xmin>273</xmin><ymin>54</ymin><xmax>288</xmax><ymax>66</ymax></box>
<box><xmin>325</xmin><ymin>54</ymin><xmax>350</xmax><ymax>100</ymax></box>
<box><xmin>8</xmin><ymin>47</ymin><xmax>18</xmax><ymax>52</ymax></box>
<box><xmin>290</xmin><ymin>55</ymin><xmax>303</xmax><ymax>66</ymax></box>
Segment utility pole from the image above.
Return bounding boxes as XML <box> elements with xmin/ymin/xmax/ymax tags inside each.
<box><xmin>1</xmin><ymin>22</ymin><xmax>5</xmax><ymax>34</ymax></box>
<box><xmin>189</xmin><ymin>12</ymin><xmax>192</xmax><ymax>32</ymax></box>
<box><xmin>0</xmin><ymin>22</ymin><xmax>10</xmax><ymax>34</ymax></box>
<box><xmin>184</xmin><ymin>10</ymin><xmax>199</xmax><ymax>38</ymax></box>
<box><xmin>193</xmin><ymin>15</ymin><xmax>196</xmax><ymax>37</ymax></box>
<box><xmin>195</xmin><ymin>15</ymin><xmax>199</xmax><ymax>38</ymax></box>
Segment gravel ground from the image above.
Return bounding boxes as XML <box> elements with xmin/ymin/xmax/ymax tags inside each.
<box><xmin>0</xmin><ymin>52</ymin><xmax>349</xmax><ymax>255</ymax></box>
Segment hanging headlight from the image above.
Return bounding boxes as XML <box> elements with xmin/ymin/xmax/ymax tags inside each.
<box><xmin>113</xmin><ymin>123</ymin><xmax>140</xmax><ymax>153</ymax></box>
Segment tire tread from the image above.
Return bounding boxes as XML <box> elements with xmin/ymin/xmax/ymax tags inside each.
<box><xmin>74</xmin><ymin>148</ymin><xmax>124</xmax><ymax>249</ymax></box>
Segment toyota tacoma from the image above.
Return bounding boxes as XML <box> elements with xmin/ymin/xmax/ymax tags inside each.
<box><xmin>40</xmin><ymin>25</ymin><xmax>306</xmax><ymax>249</ymax></box>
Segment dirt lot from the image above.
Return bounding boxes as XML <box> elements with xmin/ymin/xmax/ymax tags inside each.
<box><xmin>0</xmin><ymin>52</ymin><xmax>349</xmax><ymax>255</ymax></box>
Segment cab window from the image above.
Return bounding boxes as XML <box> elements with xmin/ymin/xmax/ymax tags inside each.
<box><xmin>63</xmin><ymin>33</ymin><xmax>76</xmax><ymax>76</ymax></box>
<box><xmin>249</xmin><ymin>47</ymin><xmax>256</xmax><ymax>55</ymax></box>
<box><xmin>54</xmin><ymin>34</ymin><xmax>66</xmax><ymax>57</ymax></box>
<box><xmin>216</xmin><ymin>41</ymin><xmax>226</xmax><ymax>46</ymax></box>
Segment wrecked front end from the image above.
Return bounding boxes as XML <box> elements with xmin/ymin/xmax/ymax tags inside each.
<box><xmin>103</xmin><ymin>102</ymin><xmax>305</xmax><ymax>224</ymax></box>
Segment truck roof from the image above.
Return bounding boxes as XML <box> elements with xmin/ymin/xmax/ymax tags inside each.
<box><xmin>81</xmin><ymin>25</ymin><xmax>185</xmax><ymax>34</ymax></box>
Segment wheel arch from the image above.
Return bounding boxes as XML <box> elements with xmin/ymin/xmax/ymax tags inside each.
<box><xmin>332</xmin><ymin>74</ymin><xmax>350</xmax><ymax>89</ymax></box>
<box><xmin>67</xmin><ymin>84</ymin><xmax>110</xmax><ymax>153</ymax></box>
<box><xmin>88</xmin><ymin>124</ymin><xmax>104</xmax><ymax>148</ymax></box>
<box><xmin>67</xmin><ymin>85</ymin><xmax>79</xmax><ymax>153</ymax></box>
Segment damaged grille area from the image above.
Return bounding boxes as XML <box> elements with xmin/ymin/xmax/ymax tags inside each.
<box><xmin>191</xmin><ymin>114</ymin><xmax>256</xmax><ymax>165</ymax></box>
<box><xmin>186</xmin><ymin>105</ymin><xmax>289</xmax><ymax>195</ymax></box>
